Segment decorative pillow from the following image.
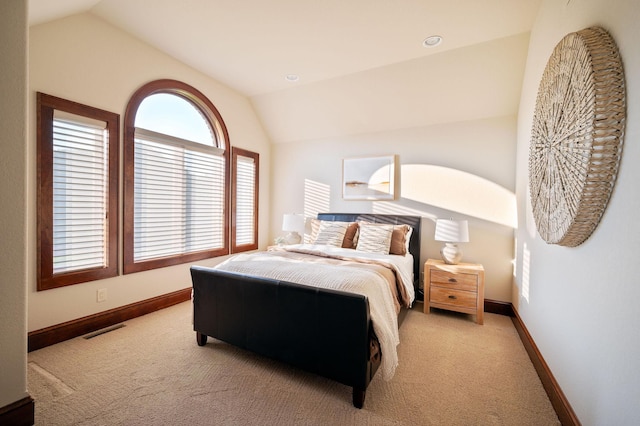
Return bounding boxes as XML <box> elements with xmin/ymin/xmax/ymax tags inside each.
<box><xmin>308</xmin><ymin>219</ymin><xmax>358</xmax><ymax>248</ymax></box>
<box><xmin>357</xmin><ymin>221</ymin><xmax>412</xmax><ymax>255</ymax></box>
<box><xmin>404</xmin><ymin>226</ymin><xmax>413</xmax><ymax>251</ymax></box>
<box><xmin>342</xmin><ymin>222</ymin><xmax>359</xmax><ymax>248</ymax></box>
<box><xmin>307</xmin><ymin>218</ymin><xmax>322</xmax><ymax>243</ymax></box>
<box><xmin>356</xmin><ymin>223</ymin><xmax>394</xmax><ymax>254</ymax></box>
<box><xmin>313</xmin><ymin>221</ymin><xmax>350</xmax><ymax>247</ymax></box>
<box><xmin>389</xmin><ymin>224</ymin><xmax>412</xmax><ymax>255</ymax></box>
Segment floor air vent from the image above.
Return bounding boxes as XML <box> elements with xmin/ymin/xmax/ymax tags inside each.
<box><xmin>83</xmin><ymin>324</ymin><xmax>125</xmax><ymax>339</ymax></box>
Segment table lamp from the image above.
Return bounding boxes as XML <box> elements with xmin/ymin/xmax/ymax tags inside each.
<box><xmin>282</xmin><ymin>214</ymin><xmax>304</xmax><ymax>244</ymax></box>
<box><xmin>434</xmin><ymin>219</ymin><xmax>469</xmax><ymax>264</ymax></box>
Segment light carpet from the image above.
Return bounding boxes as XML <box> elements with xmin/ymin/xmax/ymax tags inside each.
<box><xmin>28</xmin><ymin>301</ymin><xmax>559</xmax><ymax>425</ymax></box>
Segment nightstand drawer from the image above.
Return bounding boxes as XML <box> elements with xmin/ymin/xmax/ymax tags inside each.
<box><xmin>430</xmin><ymin>269</ymin><xmax>478</xmax><ymax>291</ymax></box>
<box><xmin>424</xmin><ymin>259</ymin><xmax>485</xmax><ymax>324</ymax></box>
<box><xmin>430</xmin><ymin>287</ymin><xmax>477</xmax><ymax>309</ymax></box>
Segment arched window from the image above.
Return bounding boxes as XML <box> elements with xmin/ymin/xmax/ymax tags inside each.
<box><xmin>135</xmin><ymin>93</ymin><xmax>219</xmax><ymax>147</ymax></box>
<box><xmin>123</xmin><ymin>80</ymin><xmax>232</xmax><ymax>273</ymax></box>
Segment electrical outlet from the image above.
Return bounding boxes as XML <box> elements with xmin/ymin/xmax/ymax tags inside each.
<box><xmin>97</xmin><ymin>288</ymin><xmax>107</xmax><ymax>303</ymax></box>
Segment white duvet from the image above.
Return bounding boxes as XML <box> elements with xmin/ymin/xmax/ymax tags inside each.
<box><xmin>214</xmin><ymin>244</ymin><xmax>415</xmax><ymax>380</ymax></box>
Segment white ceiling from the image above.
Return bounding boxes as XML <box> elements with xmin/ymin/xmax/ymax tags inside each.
<box><xmin>28</xmin><ymin>0</ymin><xmax>541</xmax><ymax>143</ymax></box>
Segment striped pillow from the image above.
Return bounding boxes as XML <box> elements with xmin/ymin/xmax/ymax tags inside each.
<box><xmin>356</xmin><ymin>223</ymin><xmax>394</xmax><ymax>254</ymax></box>
<box><xmin>305</xmin><ymin>218</ymin><xmax>322</xmax><ymax>243</ymax></box>
<box><xmin>358</xmin><ymin>221</ymin><xmax>412</xmax><ymax>255</ymax></box>
<box><xmin>308</xmin><ymin>219</ymin><xmax>358</xmax><ymax>248</ymax></box>
<box><xmin>313</xmin><ymin>221</ymin><xmax>350</xmax><ymax>247</ymax></box>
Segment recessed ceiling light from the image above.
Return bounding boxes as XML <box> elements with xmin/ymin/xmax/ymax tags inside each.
<box><xmin>423</xmin><ymin>35</ymin><xmax>443</xmax><ymax>48</ymax></box>
<box><xmin>285</xmin><ymin>74</ymin><xmax>299</xmax><ymax>82</ymax></box>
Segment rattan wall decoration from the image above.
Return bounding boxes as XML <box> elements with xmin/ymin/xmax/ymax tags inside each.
<box><xmin>528</xmin><ymin>26</ymin><xmax>626</xmax><ymax>247</ymax></box>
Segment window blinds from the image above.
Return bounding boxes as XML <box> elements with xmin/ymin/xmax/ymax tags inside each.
<box><xmin>133</xmin><ymin>134</ymin><xmax>225</xmax><ymax>262</ymax></box>
<box><xmin>235</xmin><ymin>154</ymin><xmax>256</xmax><ymax>246</ymax></box>
<box><xmin>52</xmin><ymin>114</ymin><xmax>108</xmax><ymax>273</ymax></box>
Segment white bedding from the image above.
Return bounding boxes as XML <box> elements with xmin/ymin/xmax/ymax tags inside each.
<box><xmin>287</xmin><ymin>244</ymin><xmax>416</xmax><ymax>303</ymax></box>
<box><xmin>214</xmin><ymin>243</ymin><xmax>415</xmax><ymax>380</ymax></box>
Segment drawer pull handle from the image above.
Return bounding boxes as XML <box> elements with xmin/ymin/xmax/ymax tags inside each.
<box><xmin>448</xmin><ymin>278</ymin><xmax>457</xmax><ymax>283</ymax></box>
<box><xmin>448</xmin><ymin>295</ymin><xmax>457</xmax><ymax>300</ymax></box>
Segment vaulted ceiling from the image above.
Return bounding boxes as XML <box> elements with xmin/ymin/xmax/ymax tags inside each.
<box><xmin>29</xmin><ymin>0</ymin><xmax>541</xmax><ymax>143</ymax></box>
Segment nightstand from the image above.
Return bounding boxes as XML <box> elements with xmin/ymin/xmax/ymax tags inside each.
<box><xmin>424</xmin><ymin>259</ymin><xmax>485</xmax><ymax>325</ymax></box>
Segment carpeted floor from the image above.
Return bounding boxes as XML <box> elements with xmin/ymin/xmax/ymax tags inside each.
<box><xmin>28</xmin><ymin>301</ymin><xmax>559</xmax><ymax>425</ymax></box>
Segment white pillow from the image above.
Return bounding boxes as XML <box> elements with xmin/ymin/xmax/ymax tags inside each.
<box><xmin>313</xmin><ymin>220</ymin><xmax>349</xmax><ymax>247</ymax></box>
<box><xmin>404</xmin><ymin>226</ymin><xmax>413</xmax><ymax>251</ymax></box>
<box><xmin>356</xmin><ymin>223</ymin><xmax>394</xmax><ymax>254</ymax></box>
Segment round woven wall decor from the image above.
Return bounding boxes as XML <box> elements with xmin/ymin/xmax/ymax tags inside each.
<box><xmin>528</xmin><ymin>26</ymin><xmax>626</xmax><ymax>247</ymax></box>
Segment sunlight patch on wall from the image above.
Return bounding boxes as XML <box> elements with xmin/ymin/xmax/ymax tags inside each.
<box><xmin>401</xmin><ymin>164</ymin><xmax>517</xmax><ymax>228</ymax></box>
<box><xmin>525</xmin><ymin>185</ymin><xmax>538</xmax><ymax>238</ymax></box>
<box><xmin>303</xmin><ymin>179</ymin><xmax>331</xmax><ymax>239</ymax></box>
<box><xmin>522</xmin><ymin>242</ymin><xmax>531</xmax><ymax>304</ymax></box>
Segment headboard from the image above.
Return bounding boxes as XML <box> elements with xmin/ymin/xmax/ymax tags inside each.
<box><xmin>317</xmin><ymin>213</ymin><xmax>422</xmax><ymax>287</ymax></box>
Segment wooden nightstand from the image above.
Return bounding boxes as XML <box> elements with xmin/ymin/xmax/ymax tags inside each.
<box><xmin>424</xmin><ymin>259</ymin><xmax>485</xmax><ymax>325</ymax></box>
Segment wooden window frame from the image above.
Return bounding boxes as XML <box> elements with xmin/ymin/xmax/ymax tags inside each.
<box><xmin>36</xmin><ymin>92</ymin><xmax>119</xmax><ymax>290</ymax></box>
<box><xmin>231</xmin><ymin>147</ymin><xmax>259</xmax><ymax>253</ymax></box>
<box><xmin>123</xmin><ymin>79</ymin><xmax>231</xmax><ymax>274</ymax></box>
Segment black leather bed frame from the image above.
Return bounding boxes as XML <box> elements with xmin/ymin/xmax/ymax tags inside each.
<box><xmin>190</xmin><ymin>213</ymin><xmax>421</xmax><ymax>408</ymax></box>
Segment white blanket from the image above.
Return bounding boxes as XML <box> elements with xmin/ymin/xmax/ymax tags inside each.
<box><xmin>215</xmin><ymin>244</ymin><xmax>413</xmax><ymax>380</ymax></box>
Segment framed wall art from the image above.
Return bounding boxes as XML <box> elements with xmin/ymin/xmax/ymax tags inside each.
<box><xmin>342</xmin><ymin>155</ymin><xmax>397</xmax><ymax>200</ymax></box>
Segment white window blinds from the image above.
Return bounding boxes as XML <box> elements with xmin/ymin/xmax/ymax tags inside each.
<box><xmin>234</xmin><ymin>154</ymin><xmax>256</xmax><ymax>246</ymax></box>
<box><xmin>133</xmin><ymin>133</ymin><xmax>226</xmax><ymax>262</ymax></box>
<box><xmin>52</xmin><ymin>112</ymin><xmax>108</xmax><ymax>273</ymax></box>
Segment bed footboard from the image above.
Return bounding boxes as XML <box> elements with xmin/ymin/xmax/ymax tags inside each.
<box><xmin>190</xmin><ymin>265</ymin><xmax>378</xmax><ymax>408</ymax></box>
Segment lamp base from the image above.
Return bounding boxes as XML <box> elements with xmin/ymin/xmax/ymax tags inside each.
<box><xmin>440</xmin><ymin>243</ymin><xmax>463</xmax><ymax>264</ymax></box>
<box><xmin>285</xmin><ymin>231</ymin><xmax>301</xmax><ymax>245</ymax></box>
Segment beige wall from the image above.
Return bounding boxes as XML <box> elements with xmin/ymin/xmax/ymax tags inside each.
<box><xmin>28</xmin><ymin>13</ymin><xmax>272</xmax><ymax>331</ymax></box>
<box><xmin>270</xmin><ymin>115</ymin><xmax>518</xmax><ymax>302</ymax></box>
<box><xmin>0</xmin><ymin>0</ymin><xmax>29</xmax><ymax>409</ymax></box>
<box><xmin>263</xmin><ymin>32</ymin><xmax>530</xmax><ymax>304</ymax></box>
<box><xmin>514</xmin><ymin>0</ymin><xmax>640</xmax><ymax>423</ymax></box>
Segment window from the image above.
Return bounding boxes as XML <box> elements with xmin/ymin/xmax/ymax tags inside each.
<box><xmin>36</xmin><ymin>93</ymin><xmax>119</xmax><ymax>290</ymax></box>
<box><xmin>232</xmin><ymin>147</ymin><xmax>259</xmax><ymax>253</ymax></box>
<box><xmin>123</xmin><ymin>80</ymin><xmax>232</xmax><ymax>274</ymax></box>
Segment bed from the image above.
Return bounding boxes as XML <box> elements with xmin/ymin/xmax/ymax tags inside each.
<box><xmin>190</xmin><ymin>213</ymin><xmax>422</xmax><ymax>408</ymax></box>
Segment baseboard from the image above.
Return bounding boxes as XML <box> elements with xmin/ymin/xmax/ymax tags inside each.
<box><xmin>510</xmin><ymin>308</ymin><xmax>581</xmax><ymax>426</ymax></box>
<box><xmin>0</xmin><ymin>396</ymin><xmax>34</xmax><ymax>426</ymax></box>
<box><xmin>28</xmin><ymin>288</ymin><xmax>192</xmax><ymax>352</ymax></box>
<box><xmin>484</xmin><ymin>298</ymin><xmax>514</xmax><ymax>316</ymax></box>
<box><xmin>484</xmin><ymin>299</ymin><xmax>579</xmax><ymax>425</ymax></box>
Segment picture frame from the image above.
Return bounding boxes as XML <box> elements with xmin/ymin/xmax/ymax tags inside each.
<box><xmin>342</xmin><ymin>155</ymin><xmax>396</xmax><ymax>200</ymax></box>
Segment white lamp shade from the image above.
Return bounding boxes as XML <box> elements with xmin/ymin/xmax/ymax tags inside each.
<box><xmin>282</xmin><ymin>214</ymin><xmax>304</xmax><ymax>245</ymax></box>
<box><xmin>282</xmin><ymin>214</ymin><xmax>305</xmax><ymax>233</ymax></box>
<box><xmin>434</xmin><ymin>219</ymin><xmax>469</xmax><ymax>243</ymax></box>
